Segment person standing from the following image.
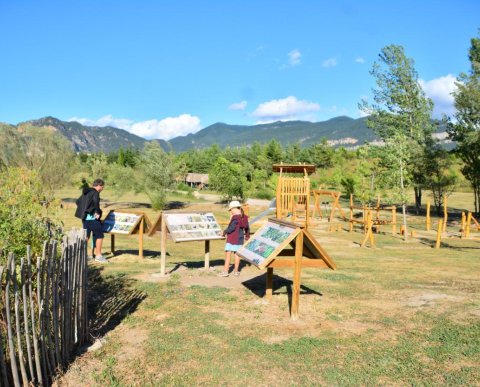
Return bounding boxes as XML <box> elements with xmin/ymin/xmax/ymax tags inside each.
<box><xmin>219</xmin><ymin>200</ymin><xmax>250</xmax><ymax>277</ymax></box>
<box><xmin>75</xmin><ymin>178</ymin><xmax>108</xmax><ymax>263</ymax></box>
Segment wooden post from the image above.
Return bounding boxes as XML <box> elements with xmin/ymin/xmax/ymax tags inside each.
<box><xmin>266</xmin><ymin>267</ymin><xmax>273</xmax><ymax>300</ymax></box>
<box><xmin>138</xmin><ymin>216</ymin><xmax>144</xmax><ymax>258</ymax></box>
<box><xmin>426</xmin><ymin>199</ymin><xmax>431</xmax><ymax>231</ymax></box>
<box><xmin>435</xmin><ymin>220</ymin><xmax>443</xmax><ymax>248</ymax></box>
<box><xmin>392</xmin><ymin>206</ymin><xmax>397</xmax><ymax>235</ymax></box>
<box><xmin>204</xmin><ymin>240</ymin><xmax>210</xmax><ymax>269</ymax></box>
<box><xmin>291</xmin><ymin>231</ymin><xmax>303</xmax><ymax>320</ymax></box>
<box><xmin>461</xmin><ymin>211</ymin><xmax>466</xmax><ymax>236</ymax></box>
<box><xmin>443</xmin><ymin>195</ymin><xmax>448</xmax><ymax>233</ymax></box>
<box><xmin>160</xmin><ymin>214</ymin><xmax>167</xmax><ymax>276</ymax></box>
<box><xmin>466</xmin><ymin>212</ymin><xmax>472</xmax><ymax>238</ymax></box>
<box><xmin>305</xmin><ymin>178</ymin><xmax>310</xmax><ymax>229</ymax></box>
<box><xmin>361</xmin><ymin>212</ymin><xmax>375</xmax><ymax>248</ymax></box>
<box><xmin>276</xmin><ymin>174</ymin><xmax>282</xmax><ymax>219</ymax></box>
<box><xmin>349</xmin><ymin>204</ymin><xmax>353</xmax><ymax>232</ymax></box>
<box><xmin>110</xmin><ymin>234</ymin><xmax>115</xmax><ymax>255</ymax></box>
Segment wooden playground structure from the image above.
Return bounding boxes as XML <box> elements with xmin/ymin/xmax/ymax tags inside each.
<box><xmin>317</xmin><ymin>193</ymin><xmax>480</xmax><ymax>249</ymax></box>
<box><xmin>273</xmin><ymin>163</ymin><xmax>316</xmax><ymax>228</ymax></box>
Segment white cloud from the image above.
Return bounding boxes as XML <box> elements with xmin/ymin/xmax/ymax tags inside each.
<box><xmin>130</xmin><ymin>114</ymin><xmax>201</xmax><ymax>140</ymax></box>
<box><xmin>68</xmin><ymin>114</ymin><xmax>201</xmax><ymax>140</ymax></box>
<box><xmin>355</xmin><ymin>57</ymin><xmax>365</xmax><ymax>64</ymax></box>
<box><xmin>322</xmin><ymin>57</ymin><xmax>337</xmax><ymax>68</ymax></box>
<box><xmin>288</xmin><ymin>49</ymin><xmax>302</xmax><ymax>66</ymax></box>
<box><xmin>419</xmin><ymin>74</ymin><xmax>458</xmax><ymax>118</ymax></box>
<box><xmin>68</xmin><ymin>114</ymin><xmax>133</xmax><ymax>129</ymax></box>
<box><xmin>358</xmin><ymin>109</ymin><xmax>370</xmax><ymax>118</ymax></box>
<box><xmin>251</xmin><ymin>96</ymin><xmax>320</xmax><ymax>123</ymax></box>
<box><xmin>229</xmin><ymin>101</ymin><xmax>247</xmax><ymax>111</ymax></box>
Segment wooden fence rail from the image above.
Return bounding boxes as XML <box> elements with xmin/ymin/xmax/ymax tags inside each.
<box><xmin>0</xmin><ymin>229</ymin><xmax>88</xmax><ymax>386</ymax></box>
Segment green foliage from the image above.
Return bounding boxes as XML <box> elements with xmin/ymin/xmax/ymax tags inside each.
<box><xmin>447</xmin><ymin>32</ymin><xmax>480</xmax><ymax>212</ymax></box>
<box><xmin>422</xmin><ymin>148</ymin><xmax>458</xmax><ymax>213</ymax></box>
<box><xmin>0</xmin><ymin>125</ymin><xmax>74</xmax><ymax>200</ymax></box>
<box><xmin>265</xmin><ymin>139</ymin><xmax>284</xmax><ymax>163</ymax></box>
<box><xmin>209</xmin><ymin>157</ymin><xmax>247</xmax><ymax>200</ymax></box>
<box><xmin>106</xmin><ymin>164</ymin><xmax>137</xmax><ymax>198</ymax></box>
<box><xmin>340</xmin><ymin>176</ymin><xmax>356</xmax><ymax>197</ymax></box>
<box><xmin>254</xmin><ymin>188</ymin><xmax>275</xmax><ymax>200</ymax></box>
<box><xmin>360</xmin><ymin>44</ymin><xmax>436</xmax><ymax>211</ymax></box>
<box><xmin>0</xmin><ymin>168</ymin><xmax>62</xmax><ymax>259</ymax></box>
<box><xmin>138</xmin><ymin>142</ymin><xmax>177</xmax><ymax>210</ymax></box>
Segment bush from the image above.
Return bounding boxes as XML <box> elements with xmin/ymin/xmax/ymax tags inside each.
<box><xmin>0</xmin><ymin>168</ymin><xmax>62</xmax><ymax>260</ymax></box>
<box><xmin>176</xmin><ymin>182</ymin><xmax>193</xmax><ymax>192</ymax></box>
<box><xmin>254</xmin><ymin>188</ymin><xmax>275</xmax><ymax>200</ymax></box>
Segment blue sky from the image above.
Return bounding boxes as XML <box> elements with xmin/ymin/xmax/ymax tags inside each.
<box><xmin>0</xmin><ymin>0</ymin><xmax>478</xmax><ymax>140</ymax></box>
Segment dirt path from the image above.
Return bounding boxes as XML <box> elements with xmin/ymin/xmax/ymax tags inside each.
<box><xmin>193</xmin><ymin>191</ymin><xmax>271</xmax><ymax>208</ymax></box>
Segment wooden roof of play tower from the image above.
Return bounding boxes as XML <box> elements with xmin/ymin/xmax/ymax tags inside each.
<box><xmin>272</xmin><ymin>163</ymin><xmax>316</xmax><ymax>175</ymax></box>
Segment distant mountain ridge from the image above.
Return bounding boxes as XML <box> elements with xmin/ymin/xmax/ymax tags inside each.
<box><xmin>168</xmin><ymin>116</ymin><xmax>376</xmax><ymax>152</ymax></box>
<box><xmin>2</xmin><ymin>115</ymin><xmax>450</xmax><ymax>153</ymax></box>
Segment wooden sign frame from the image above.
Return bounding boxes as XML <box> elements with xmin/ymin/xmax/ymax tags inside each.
<box><xmin>158</xmin><ymin>211</ymin><xmax>225</xmax><ymax>276</ymax></box>
<box><xmin>237</xmin><ymin>218</ymin><xmax>336</xmax><ymax>319</ymax></box>
<box><xmin>101</xmin><ymin>209</ymin><xmax>150</xmax><ymax>258</ymax></box>
<box><xmin>147</xmin><ymin>213</ymin><xmax>163</xmax><ymax>237</ymax></box>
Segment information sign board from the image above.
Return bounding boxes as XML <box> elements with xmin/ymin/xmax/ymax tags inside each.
<box><xmin>164</xmin><ymin>212</ymin><xmax>223</xmax><ymax>242</ymax></box>
<box><xmin>237</xmin><ymin>220</ymin><xmax>298</xmax><ymax>268</ymax></box>
<box><xmin>102</xmin><ymin>211</ymin><xmax>142</xmax><ymax>234</ymax></box>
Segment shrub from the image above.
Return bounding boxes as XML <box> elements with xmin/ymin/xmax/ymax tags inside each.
<box><xmin>255</xmin><ymin>188</ymin><xmax>275</xmax><ymax>200</ymax></box>
<box><xmin>0</xmin><ymin>168</ymin><xmax>62</xmax><ymax>260</ymax></box>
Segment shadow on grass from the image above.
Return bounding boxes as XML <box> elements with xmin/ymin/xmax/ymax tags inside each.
<box><xmin>417</xmin><ymin>236</ymin><xmax>480</xmax><ymax>250</ymax></box>
<box><xmin>87</xmin><ymin>265</ymin><xmax>147</xmax><ymax>339</ymax></box>
<box><xmin>242</xmin><ymin>273</ymin><xmax>323</xmax><ymax>313</ymax></box>
<box><xmin>103</xmin><ymin>201</ymin><xmax>152</xmax><ymax>209</ymax></box>
<box><xmin>169</xmin><ymin>259</ymin><xmax>250</xmax><ymax>272</ymax></box>
<box><xmin>111</xmin><ymin>249</ymin><xmax>160</xmax><ymax>258</ymax></box>
<box><xmin>164</xmin><ymin>201</ymin><xmax>189</xmax><ymax>210</ymax></box>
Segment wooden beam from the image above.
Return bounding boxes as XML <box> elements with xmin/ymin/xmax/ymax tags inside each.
<box><xmin>266</xmin><ymin>268</ymin><xmax>273</xmax><ymax>300</ymax></box>
<box><xmin>291</xmin><ymin>231</ymin><xmax>303</xmax><ymax>320</ymax></box>
<box><xmin>268</xmin><ymin>258</ymin><xmax>328</xmax><ymax>268</ymax></box>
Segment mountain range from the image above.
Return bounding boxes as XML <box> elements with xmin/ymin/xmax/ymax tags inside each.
<box><xmin>1</xmin><ymin>115</ymin><xmax>449</xmax><ymax>153</ymax></box>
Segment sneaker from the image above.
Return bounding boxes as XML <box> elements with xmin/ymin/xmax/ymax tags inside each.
<box><xmin>233</xmin><ymin>271</ymin><xmax>240</xmax><ymax>277</ymax></box>
<box><xmin>218</xmin><ymin>271</ymin><xmax>229</xmax><ymax>277</ymax></box>
<box><xmin>87</xmin><ymin>255</ymin><xmax>94</xmax><ymax>260</ymax></box>
<box><xmin>95</xmin><ymin>255</ymin><xmax>109</xmax><ymax>263</ymax></box>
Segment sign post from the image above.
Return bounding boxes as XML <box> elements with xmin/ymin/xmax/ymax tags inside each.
<box><xmin>237</xmin><ymin>218</ymin><xmax>336</xmax><ymax>319</ymax></box>
<box><xmin>102</xmin><ymin>210</ymin><xmax>150</xmax><ymax>258</ymax></box>
<box><xmin>155</xmin><ymin>211</ymin><xmax>224</xmax><ymax>276</ymax></box>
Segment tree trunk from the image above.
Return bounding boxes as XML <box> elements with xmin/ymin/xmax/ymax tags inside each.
<box><xmin>475</xmin><ymin>183</ymin><xmax>480</xmax><ymax>215</ymax></box>
<box><xmin>414</xmin><ymin>186</ymin><xmax>422</xmax><ymax>214</ymax></box>
<box><xmin>400</xmin><ymin>161</ymin><xmax>408</xmax><ymax>241</ymax></box>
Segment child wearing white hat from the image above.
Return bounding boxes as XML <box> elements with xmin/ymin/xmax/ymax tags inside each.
<box><xmin>219</xmin><ymin>200</ymin><xmax>250</xmax><ymax>277</ymax></box>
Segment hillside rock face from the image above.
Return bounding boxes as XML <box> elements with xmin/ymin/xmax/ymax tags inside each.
<box><xmin>20</xmin><ymin>117</ymin><xmax>149</xmax><ymax>153</ymax></box>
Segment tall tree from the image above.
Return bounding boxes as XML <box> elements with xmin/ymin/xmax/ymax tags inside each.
<box><xmin>138</xmin><ymin>142</ymin><xmax>176</xmax><ymax>210</ymax></box>
<box><xmin>209</xmin><ymin>157</ymin><xmax>246</xmax><ymax>200</ymax></box>
<box><xmin>359</xmin><ymin>45</ymin><xmax>435</xmax><ymax>238</ymax></box>
<box><xmin>447</xmin><ymin>33</ymin><xmax>480</xmax><ymax>213</ymax></box>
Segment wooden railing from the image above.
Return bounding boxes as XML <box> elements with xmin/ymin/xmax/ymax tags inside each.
<box><xmin>0</xmin><ymin>229</ymin><xmax>88</xmax><ymax>386</ymax></box>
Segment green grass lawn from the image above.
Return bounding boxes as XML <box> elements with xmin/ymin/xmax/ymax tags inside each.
<box><xmin>57</xmin><ymin>188</ymin><xmax>480</xmax><ymax>386</ymax></box>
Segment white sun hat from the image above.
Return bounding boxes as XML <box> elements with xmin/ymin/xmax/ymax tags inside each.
<box><xmin>228</xmin><ymin>200</ymin><xmax>242</xmax><ymax>211</ymax></box>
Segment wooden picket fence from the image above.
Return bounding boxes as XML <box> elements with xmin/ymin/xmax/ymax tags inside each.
<box><xmin>0</xmin><ymin>229</ymin><xmax>88</xmax><ymax>386</ymax></box>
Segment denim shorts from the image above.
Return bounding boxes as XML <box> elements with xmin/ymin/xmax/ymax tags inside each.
<box><xmin>225</xmin><ymin>243</ymin><xmax>241</xmax><ymax>252</ymax></box>
<box><xmin>82</xmin><ymin>219</ymin><xmax>104</xmax><ymax>239</ymax></box>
